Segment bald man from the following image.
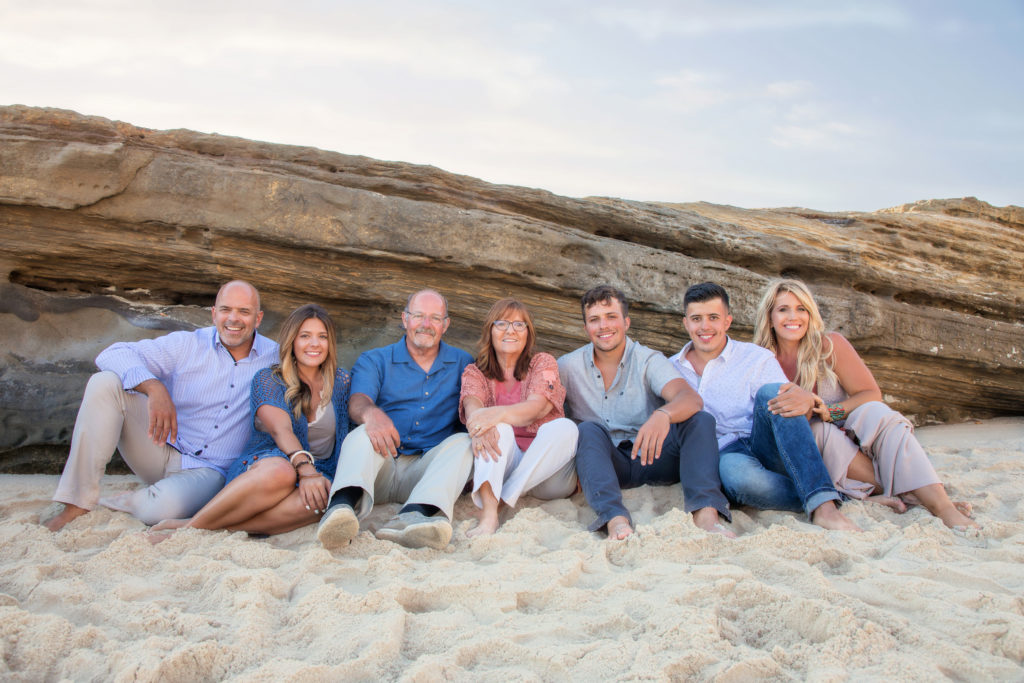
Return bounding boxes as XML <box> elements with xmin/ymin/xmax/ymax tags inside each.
<box><xmin>44</xmin><ymin>280</ymin><xmax>279</xmax><ymax>531</ymax></box>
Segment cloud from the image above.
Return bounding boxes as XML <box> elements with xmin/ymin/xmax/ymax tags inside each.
<box><xmin>649</xmin><ymin>69</ymin><xmax>729</xmax><ymax>112</ymax></box>
<box><xmin>590</xmin><ymin>2</ymin><xmax>909</xmax><ymax>40</ymax></box>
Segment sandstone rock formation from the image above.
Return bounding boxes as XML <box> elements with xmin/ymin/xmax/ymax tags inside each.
<box><xmin>1</xmin><ymin>105</ymin><xmax>1021</xmax><ymax>472</ymax></box>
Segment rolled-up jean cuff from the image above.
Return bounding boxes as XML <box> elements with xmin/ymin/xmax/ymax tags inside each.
<box><xmin>804</xmin><ymin>489</ymin><xmax>841</xmax><ymax>520</ymax></box>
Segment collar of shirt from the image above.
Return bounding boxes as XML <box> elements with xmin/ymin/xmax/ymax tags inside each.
<box><xmin>671</xmin><ymin>336</ymin><xmax>786</xmax><ymax>449</ymax></box>
<box><xmin>211</xmin><ymin>330</ymin><xmax>276</xmax><ymax>361</ymax></box>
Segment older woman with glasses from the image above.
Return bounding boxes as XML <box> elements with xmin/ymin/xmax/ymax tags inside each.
<box><xmin>460</xmin><ymin>298</ymin><xmax>579</xmax><ymax>536</ymax></box>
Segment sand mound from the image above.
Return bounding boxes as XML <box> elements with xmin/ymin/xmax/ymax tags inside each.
<box><xmin>2</xmin><ymin>418</ymin><xmax>1022</xmax><ymax>680</ymax></box>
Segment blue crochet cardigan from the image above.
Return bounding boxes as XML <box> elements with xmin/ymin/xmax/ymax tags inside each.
<box><xmin>225</xmin><ymin>366</ymin><xmax>351</xmax><ymax>483</ymax></box>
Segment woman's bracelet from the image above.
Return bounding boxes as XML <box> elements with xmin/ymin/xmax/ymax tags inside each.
<box><xmin>298</xmin><ymin>471</ymin><xmax>321</xmax><ymax>479</ymax></box>
<box><xmin>656</xmin><ymin>407</ymin><xmax>672</xmax><ymax>421</ymax></box>
<box><xmin>289</xmin><ymin>449</ymin><xmax>314</xmax><ymax>467</ymax></box>
<box><xmin>827</xmin><ymin>403</ymin><xmax>847</xmax><ymax>423</ymax></box>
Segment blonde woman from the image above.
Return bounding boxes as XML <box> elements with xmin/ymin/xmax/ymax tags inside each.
<box><xmin>151</xmin><ymin>304</ymin><xmax>351</xmax><ymax>537</ymax></box>
<box><xmin>460</xmin><ymin>298</ymin><xmax>579</xmax><ymax>536</ymax></box>
<box><xmin>754</xmin><ymin>279</ymin><xmax>976</xmax><ymax>529</ymax></box>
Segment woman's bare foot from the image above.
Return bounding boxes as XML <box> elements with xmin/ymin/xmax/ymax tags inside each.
<box><xmin>43</xmin><ymin>503</ymin><xmax>89</xmax><ymax>532</ymax></box>
<box><xmin>954</xmin><ymin>501</ymin><xmax>973</xmax><ymax>518</ymax></box>
<box><xmin>692</xmin><ymin>507</ymin><xmax>737</xmax><ymax>538</ymax></box>
<box><xmin>145</xmin><ymin>530</ymin><xmax>175</xmax><ymax>545</ymax></box>
<box><xmin>151</xmin><ymin>518</ymin><xmax>191</xmax><ymax>532</ymax></box>
<box><xmin>606</xmin><ymin>515</ymin><xmax>633</xmax><ymax>540</ymax></box>
<box><xmin>466</xmin><ymin>513</ymin><xmax>500</xmax><ymax>538</ymax></box>
<box><xmin>867</xmin><ymin>495</ymin><xmax>907</xmax><ymax>513</ymax></box>
<box><xmin>936</xmin><ymin>503</ymin><xmax>980</xmax><ymax>529</ymax></box>
<box><xmin>810</xmin><ymin>501</ymin><xmax>862</xmax><ymax>531</ymax></box>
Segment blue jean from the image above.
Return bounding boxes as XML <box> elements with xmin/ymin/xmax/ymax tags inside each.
<box><xmin>719</xmin><ymin>383</ymin><xmax>840</xmax><ymax>519</ymax></box>
<box><xmin>575</xmin><ymin>410</ymin><xmax>728</xmax><ymax>532</ymax></box>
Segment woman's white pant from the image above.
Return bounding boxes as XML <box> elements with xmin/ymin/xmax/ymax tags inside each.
<box><xmin>471</xmin><ymin>418</ymin><xmax>579</xmax><ymax>508</ymax></box>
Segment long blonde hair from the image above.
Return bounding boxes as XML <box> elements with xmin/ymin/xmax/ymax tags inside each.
<box><xmin>275</xmin><ymin>304</ymin><xmax>337</xmax><ymax>420</ymax></box>
<box><xmin>753</xmin><ymin>279</ymin><xmax>837</xmax><ymax>392</ymax></box>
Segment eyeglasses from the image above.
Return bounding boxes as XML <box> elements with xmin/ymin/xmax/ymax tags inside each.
<box><xmin>493</xmin><ymin>320</ymin><xmax>527</xmax><ymax>332</ymax></box>
<box><xmin>405</xmin><ymin>311</ymin><xmax>447</xmax><ymax>326</ymax></box>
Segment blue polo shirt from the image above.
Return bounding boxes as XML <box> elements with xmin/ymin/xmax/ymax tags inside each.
<box><xmin>350</xmin><ymin>337</ymin><xmax>473</xmax><ymax>455</ymax></box>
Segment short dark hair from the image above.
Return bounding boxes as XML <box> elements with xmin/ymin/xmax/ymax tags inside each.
<box><xmin>580</xmin><ymin>285</ymin><xmax>628</xmax><ymax>318</ymax></box>
<box><xmin>683</xmin><ymin>282</ymin><xmax>730</xmax><ymax>312</ymax></box>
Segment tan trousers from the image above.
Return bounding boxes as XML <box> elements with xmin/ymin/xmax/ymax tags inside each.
<box><xmin>52</xmin><ymin>371</ymin><xmax>224</xmax><ymax>524</ymax></box>
<box><xmin>329</xmin><ymin>425</ymin><xmax>473</xmax><ymax>521</ymax></box>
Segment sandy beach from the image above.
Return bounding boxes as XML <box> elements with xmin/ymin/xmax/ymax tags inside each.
<box><xmin>2</xmin><ymin>417</ymin><xmax>1022</xmax><ymax>681</ymax></box>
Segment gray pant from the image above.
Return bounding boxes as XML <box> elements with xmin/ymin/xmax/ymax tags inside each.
<box><xmin>52</xmin><ymin>371</ymin><xmax>225</xmax><ymax>525</ymax></box>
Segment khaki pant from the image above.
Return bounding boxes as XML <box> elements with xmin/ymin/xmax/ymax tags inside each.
<box><xmin>52</xmin><ymin>371</ymin><xmax>224</xmax><ymax>524</ymax></box>
<box><xmin>329</xmin><ymin>425</ymin><xmax>473</xmax><ymax>521</ymax></box>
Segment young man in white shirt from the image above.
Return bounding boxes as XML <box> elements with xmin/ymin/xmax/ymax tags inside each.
<box><xmin>669</xmin><ymin>282</ymin><xmax>859</xmax><ymax>531</ymax></box>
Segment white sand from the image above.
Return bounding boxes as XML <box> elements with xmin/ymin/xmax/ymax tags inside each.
<box><xmin>2</xmin><ymin>417</ymin><xmax>1022</xmax><ymax>681</ymax></box>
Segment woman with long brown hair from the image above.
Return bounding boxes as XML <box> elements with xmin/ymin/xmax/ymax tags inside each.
<box><xmin>460</xmin><ymin>298</ymin><xmax>578</xmax><ymax>536</ymax></box>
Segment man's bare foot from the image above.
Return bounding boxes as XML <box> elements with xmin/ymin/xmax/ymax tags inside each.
<box><xmin>810</xmin><ymin>501</ymin><xmax>862</xmax><ymax>531</ymax></box>
<box><xmin>43</xmin><ymin>503</ymin><xmax>89</xmax><ymax>532</ymax></box>
<box><xmin>606</xmin><ymin>515</ymin><xmax>633</xmax><ymax>540</ymax></box>
<box><xmin>151</xmin><ymin>518</ymin><xmax>191</xmax><ymax>532</ymax></box>
<box><xmin>466</xmin><ymin>514</ymin><xmax>500</xmax><ymax>538</ymax></box>
<box><xmin>692</xmin><ymin>507</ymin><xmax>736</xmax><ymax>538</ymax></box>
<box><xmin>867</xmin><ymin>495</ymin><xmax>908</xmax><ymax>513</ymax></box>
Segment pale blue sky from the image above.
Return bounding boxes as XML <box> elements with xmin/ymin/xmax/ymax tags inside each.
<box><xmin>2</xmin><ymin>0</ymin><xmax>1021</xmax><ymax>210</ymax></box>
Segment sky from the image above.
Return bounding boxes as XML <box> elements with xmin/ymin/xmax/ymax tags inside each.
<box><xmin>2</xmin><ymin>0</ymin><xmax>1022</xmax><ymax>211</ymax></box>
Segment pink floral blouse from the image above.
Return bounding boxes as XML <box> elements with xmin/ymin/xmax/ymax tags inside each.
<box><xmin>459</xmin><ymin>353</ymin><xmax>566</xmax><ymax>446</ymax></box>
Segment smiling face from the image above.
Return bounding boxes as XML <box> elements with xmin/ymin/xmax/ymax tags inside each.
<box><xmin>211</xmin><ymin>282</ymin><xmax>263</xmax><ymax>358</ymax></box>
<box><xmin>770</xmin><ymin>291</ymin><xmax>811</xmax><ymax>345</ymax></box>
<box><xmin>293</xmin><ymin>317</ymin><xmax>329</xmax><ymax>371</ymax></box>
<box><xmin>683</xmin><ymin>297</ymin><xmax>732</xmax><ymax>359</ymax></box>
<box><xmin>584</xmin><ymin>297</ymin><xmax>630</xmax><ymax>354</ymax></box>
<box><xmin>402</xmin><ymin>291</ymin><xmax>449</xmax><ymax>353</ymax></box>
<box><xmin>490</xmin><ymin>309</ymin><xmax>528</xmax><ymax>360</ymax></box>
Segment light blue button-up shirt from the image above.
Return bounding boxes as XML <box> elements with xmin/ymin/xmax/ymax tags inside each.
<box><xmin>558</xmin><ymin>337</ymin><xmax>679</xmax><ymax>444</ymax></box>
<box><xmin>96</xmin><ymin>326</ymin><xmax>279</xmax><ymax>473</ymax></box>
<box><xmin>669</xmin><ymin>336</ymin><xmax>786</xmax><ymax>450</ymax></box>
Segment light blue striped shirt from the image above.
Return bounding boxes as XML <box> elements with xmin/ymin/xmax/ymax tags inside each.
<box><xmin>95</xmin><ymin>326</ymin><xmax>279</xmax><ymax>474</ymax></box>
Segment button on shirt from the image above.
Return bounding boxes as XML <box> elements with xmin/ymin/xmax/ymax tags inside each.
<box><xmin>95</xmin><ymin>326</ymin><xmax>279</xmax><ymax>474</ymax></box>
<box><xmin>669</xmin><ymin>337</ymin><xmax>786</xmax><ymax>450</ymax></box>
<box><xmin>350</xmin><ymin>338</ymin><xmax>472</xmax><ymax>455</ymax></box>
<box><xmin>558</xmin><ymin>338</ymin><xmax>679</xmax><ymax>444</ymax></box>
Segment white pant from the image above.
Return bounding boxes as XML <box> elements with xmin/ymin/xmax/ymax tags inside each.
<box><xmin>472</xmin><ymin>418</ymin><xmax>579</xmax><ymax>508</ymax></box>
<box><xmin>52</xmin><ymin>371</ymin><xmax>225</xmax><ymax>524</ymax></box>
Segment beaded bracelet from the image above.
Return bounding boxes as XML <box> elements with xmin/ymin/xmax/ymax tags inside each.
<box><xmin>827</xmin><ymin>403</ymin><xmax>847</xmax><ymax>423</ymax></box>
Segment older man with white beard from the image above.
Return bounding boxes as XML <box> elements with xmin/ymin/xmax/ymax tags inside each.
<box><xmin>317</xmin><ymin>289</ymin><xmax>474</xmax><ymax>550</ymax></box>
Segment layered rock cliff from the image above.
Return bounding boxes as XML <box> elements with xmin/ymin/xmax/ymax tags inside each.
<box><xmin>1</xmin><ymin>105</ymin><xmax>1021</xmax><ymax>471</ymax></box>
